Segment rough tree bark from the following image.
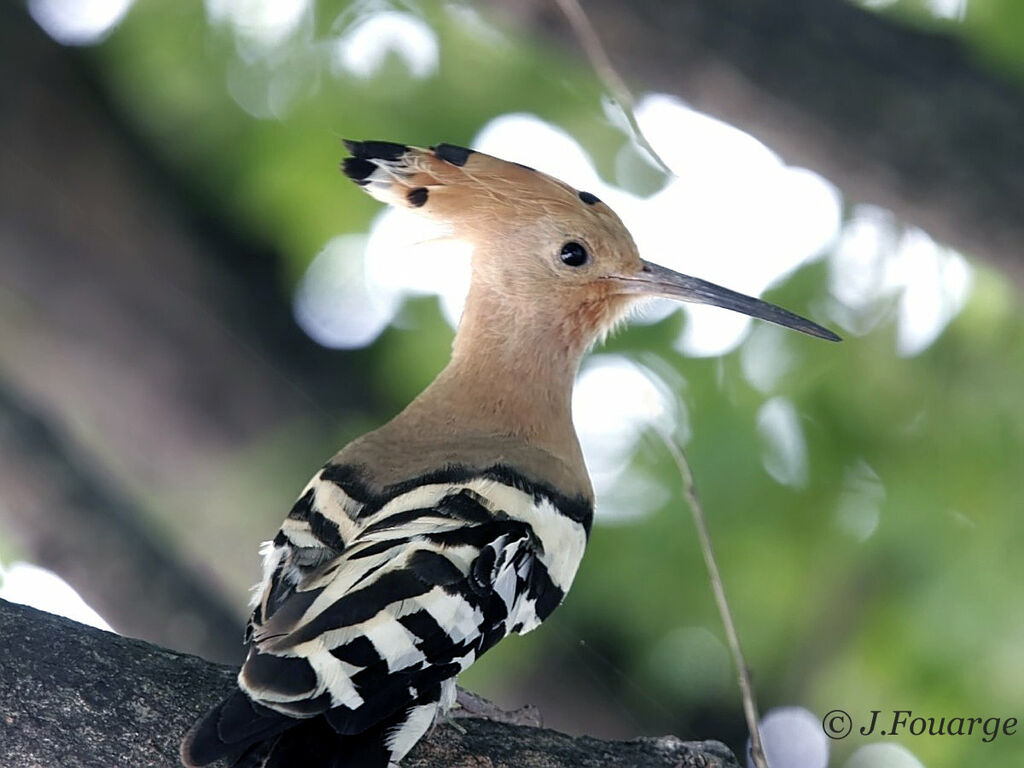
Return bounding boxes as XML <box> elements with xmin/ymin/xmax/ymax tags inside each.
<box><xmin>0</xmin><ymin>599</ymin><xmax>739</xmax><ymax>768</ymax></box>
<box><xmin>507</xmin><ymin>0</ymin><xmax>1024</xmax><ymax>285</ymax></box>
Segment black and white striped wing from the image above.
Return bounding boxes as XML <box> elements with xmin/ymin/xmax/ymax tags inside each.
<box><xmin>244</xmin><ymin>500</ymin><xmax>533</xmax><ymax>713</ymax></box>
<box><xmin>183</xmin><ymin>465</ymin><xmax>590</xmax><ymax>768</ymax></box>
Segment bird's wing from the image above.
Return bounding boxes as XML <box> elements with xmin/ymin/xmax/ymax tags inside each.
<box><xmin>242</xmin><ymin>470</ymin><xmax>575</xmax><ymax>729</ymax></box>
<box><xmin>182</xmin><ymin>464</ymin><xmax>589</xmax><ymax>767</ymax></box>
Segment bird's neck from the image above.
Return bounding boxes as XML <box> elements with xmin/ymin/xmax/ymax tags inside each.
<box><xmin>419</xmin><ymin>294</ymin><xmax>585</xmax><ymax>453</ymax></box>
<box><xmin>334</xmin><ymin>286</ymin><xmax>595</xmax><ymax>500</ymax></box>
<box><xmin>388</xmin><ymin>285</ymin><xmax>588</xmax><ymax>472</ymax></box>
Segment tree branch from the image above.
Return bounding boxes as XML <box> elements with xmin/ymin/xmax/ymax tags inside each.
<box><xmin>506</xmin><ymin>0</ymin><xmax>1024</xmax><ymax>284</ymax></box>
<box><xmin>0</xmin><ymin>599</ymin><xmax>738</xmax><ymax>768</ymax></box>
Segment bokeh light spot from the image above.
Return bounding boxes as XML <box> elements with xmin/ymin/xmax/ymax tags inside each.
<box><xmin>332</xmin><ymin>11</ymin><xmax>439</xmax><ymax>80</ymax></box>
<box><xmin>740</xmin><ymin>325</ymin><xmax>797</xmax><ymax>393</ymax></box>
<box><xmin>29</xmin><ymin>0</ymin><xmax>135</xmax><ymax>46</ymax></box>
<box><xmin>829</xmin><ymin>206</ymin><xmax>972</xmax><ymax>355</ymax></box>
<box><xmin>834</xmin><ymin>459</ymin><xmax>885</xmax><ymax>541</ymax></box>
<box><xmin>756</xmin><ymin>397</ymin><xmax>809</xmax><ymax>488</ymax></box>
<box><xmin>573</xmin><ymin>355</ymin><xmax>679</xmax><ymax>522</ymax></box>
<box><xmin>750</xmin><ymin>707</ymin><xmax>829</xmax><ymax>768</ymax></box>
<box><xmin>294</xmin><ymin>234</ymin><xmax>396</xmax><ymax>349</ymax></box>
<box><xmin>844</xmin><ymin>743</ymin><xmax>926</xmax><ymax>768</ymax></box>
<box><xmin>0</xmin><ymin>560</ymin><xmax>112</xmax><ymax>631</ymax></box>
<box><xmin>206</xmin><ymin>0</ymin><xmax>310</xmax><ymax>51</ymax></box>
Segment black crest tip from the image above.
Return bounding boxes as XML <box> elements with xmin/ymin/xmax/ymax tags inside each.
<box><xmin>434</xmin><ymin>143</ymin><xmax>474</xmax><ymax>167</ymax></box>
<box><xmin>342</xmin><ymin>157</ymin><xmax>377</xmax><ymax>184</ymax></box>
<box><xmin>344</xmin><ymin>140</ymin><xmax>409</xmax><ymax>161</ymax></box>
<box><xmin>578</xmin><ymin>190</ymin><xmax>601</xmax><ymax>205</ymax></box>
<box><xmin>407</xmin><ymin>187</ymin><xmax>429</xmax><ymax>207</ymax></box>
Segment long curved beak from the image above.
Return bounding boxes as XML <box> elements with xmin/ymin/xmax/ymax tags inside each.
<box><xmin>616</xmin><ymin>260</ymin><xmax>841</xmax><ymax>342</ymax></box>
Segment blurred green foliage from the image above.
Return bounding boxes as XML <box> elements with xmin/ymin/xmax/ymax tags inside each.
<box><xmin>55</xmin><ymin>1</ymin><xmax>1024</xmax><ymax>766</ymax></box>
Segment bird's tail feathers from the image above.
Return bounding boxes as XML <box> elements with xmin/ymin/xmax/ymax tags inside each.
<box><xmin>182</xmin><ymin>690</ymin><xmax>422</xmax><ymax>768</ymax></box>
<box><xmin>179</xmin><ymin>689</ymin><xmax>293</xmax><ymax>768</ymax></box>
<box><xmin>234</xmin><ymin>713</ymin><xmax>397</xmax><ymax>768</ymax></box>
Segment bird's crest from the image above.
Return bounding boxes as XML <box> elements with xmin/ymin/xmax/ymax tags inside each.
<box><xmin>343</xmin><ymin>140</ymin><xmax>591</xmax><ymax>217</ymax></box>
<box><xmin>341</xmin><ymin>140</ymin><xmax>636</xmax><ymax>255</ymax></box>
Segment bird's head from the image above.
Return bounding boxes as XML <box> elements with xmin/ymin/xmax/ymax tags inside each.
<box><xmin>342</xmin><ymin>140</ymin><xmax>839</xmax><ymax>353</ymax></box>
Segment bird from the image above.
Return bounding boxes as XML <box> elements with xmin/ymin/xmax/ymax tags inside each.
<box><xmin>180</xmin><ymin>139</ymin><xmax>840</xmax><ymax>768</ymax></box>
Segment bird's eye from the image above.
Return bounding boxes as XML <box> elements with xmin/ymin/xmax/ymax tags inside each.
<box><xmin>560</xmin><ymin>241</ymin><xmax>589</xmax><ymax>267</ymax></box>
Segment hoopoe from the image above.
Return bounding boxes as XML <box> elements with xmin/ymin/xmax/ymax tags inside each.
<box><xmin>181</xmin><ymin>140</ymin><xmax>839</xmax><ymax>768</ymax></box>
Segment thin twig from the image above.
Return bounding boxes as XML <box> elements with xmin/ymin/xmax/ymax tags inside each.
<box><xmin>553</xmin><ymin>0</ymin><xmax>673</xmax><ymax>176</ymax></box>
<box><xmin>553</xmin><ymin>2</ymin><xmax>767</xmax><ymax>759</ymax></box>
<box><xmin>655</xmin><ymin>429</ymin><xmax>769</xmax><ymax>768</ymax></box>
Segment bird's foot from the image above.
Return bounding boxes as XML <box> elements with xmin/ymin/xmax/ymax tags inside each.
<box><xmin>452</xmin><ymin>688</ymin><xmax>543</xmax><ymax>727</ymax></box>
<box><xmin>443</xmin><ymin>715</ymin><xmax>468</xmax><ymax>735</ymax></box>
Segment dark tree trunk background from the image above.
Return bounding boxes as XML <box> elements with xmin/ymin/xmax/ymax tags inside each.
<box><xmin>0</xmin><ymin>380</ymin><xmax>244</xmax><ymax>663</ymax></box>
<box><xmin>0</xmin><ymin>3</ymin><xmax>378</xmax><ymax>658</ymax></box>
<box><xmin>0</xmin><ymin>599</ymin><xmax>739</xmax><ymax>768</ymax></box>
